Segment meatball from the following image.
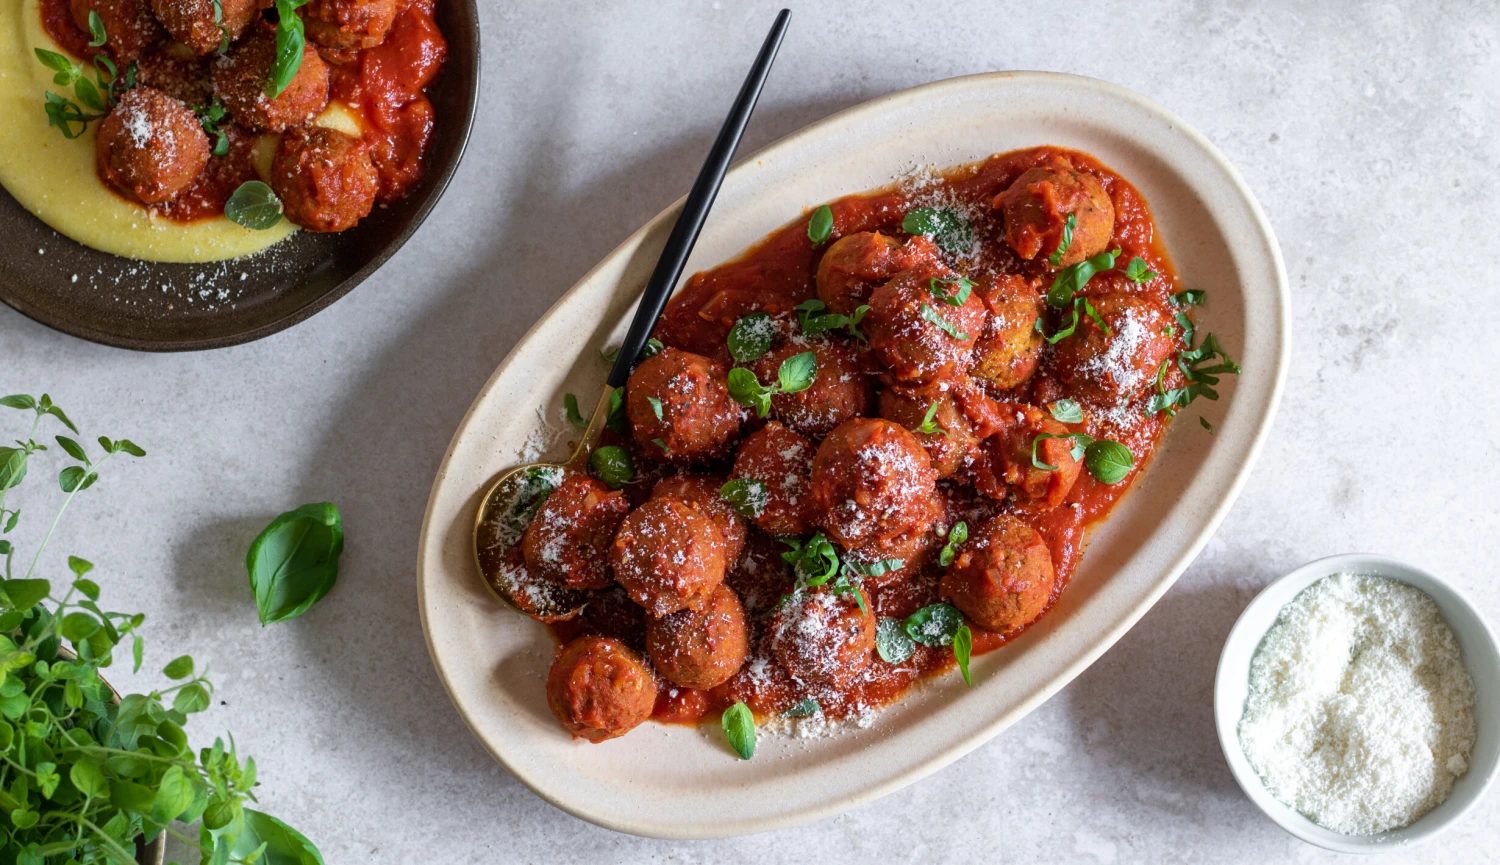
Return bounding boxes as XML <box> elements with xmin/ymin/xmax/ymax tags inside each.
<box><xmin>625</xmin><ymin>348</ymin><xmax>744</xmax><ymax>463</ymax></box>
<box><xmin>610</xmin><ymin>496</ymin><xmax>728</xmax><ymax>617</ymax></box>
<box><xmin>71</xmin><ymin>0</ymin><xmax>164</xmax><ymax>62</ymax></box>
<box><xmin>270</xmin><ymin>125</ymin><xmax>379</xmax><ymax>232</ymax></box>
<box><xmin>877</xmin><ymin>385</ymin><xmax>977</xmax><ymax>479</ymax></box>
<box><xmin>815</xmin><ymin>231</ymin><xmax>942</xmax><ymax>316</ymax></box>
<box><xmin>135</xmin><ymin>45</ymin><xmax>214</xmax><ymax>106</ymax></box>
<box><xmin>997</xmin><ymin>155</ymin><xmax>1115</xmax><ymax>267</ymax></box>
<box><xmin>151</xmin><ymin>0</ymin><xmax>261</xmax><ymax>55</ymax></box>
<box><xmin>841</xmin><ymin>525</ymin><xmax>935</xmax><ymax>590</ymax></box>
<box><xmin>304</xmin><ymin>0</ymin><xmax>397</xmax><ymax>49</ymax></box>
<box><xmin>810</xmin><ymin>418</ymin><xmax>939</xmax><ymax>553</ymax></box>
<box><xmin>748</xmin><ymin>338</ymin><xmax>872</xmax><ymax>439</ymax></box>
<box><xmin>520</xmin><ymin>473</ymin><xmax>630</xmax><ymax>591</ymax></box>
<box><xmin>768</xmin><ymin>586</ymin><xmax>875</xmax><ymax>687</ymax></box>
<box><xmin>729</xmin><ymin>421</ymin><xmax>815</xmax><ymax>537</ymax></box>
<box><xmin>213</xmin><ymin>25</ymin><xmax>330</xmax><ymax>133</ymax></box>
<box><xmin>646</xmin><ymin>584</ymin><xmax>750</xmax><ymax>689</ymax></box>
<box><xmin>94</xmin><ymin>87</ymin><xmax>209</xmax><ymax>205</ymax></box>
<box><xmin>940</xmin><ymin>516</ymin><xmax>1056</xmax><ymax>633</ymax></box>
<box><xmin>650</xmin><ymin>474</ymin><xmax>746</xmax><ymax>566</ymax></box>
<box><xmin>970</xmin><ymin>274</ymin><xmax>1044</xmax><ymax>392</ymax></box>
<box><xmin>968</xmin><ymin>405</ymin><xmax>1082</xmax><ymax>511</ymax></box>
<box><xmin>865</xmin><ymin>268</ymin><xmax>988</xmax><ymax>386</ymax></box>
<box><xmin>1049</xmin><ymin>291</ymin><xmax>1177</xmax><ymax>403</ymax></box>
<box><xmin>546</xmin><ymin>636</ymin><xmax>657</xmax><ymax>743</ymax></box>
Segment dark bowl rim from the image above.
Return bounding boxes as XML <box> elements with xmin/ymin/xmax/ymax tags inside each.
<box><xmin>1</xmin><ymin>0</ymin><xmax>481</xmax><ymax>353</ymax></box>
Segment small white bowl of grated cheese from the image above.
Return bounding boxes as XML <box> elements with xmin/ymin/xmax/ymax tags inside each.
<box><xmin>1215</xmin><ymin>553</ymin><xmax>1500</xmax><ymax>853</ymax></box>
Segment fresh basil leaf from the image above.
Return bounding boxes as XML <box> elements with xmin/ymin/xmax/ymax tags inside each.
<box><xmin>0</xmin><ymin>395</ymin><xmax>36</xmax><ymax>410</ymax></box>
<box><xmin>1049</xmin><ymin>212</ymin><xmax>1077</xmax><ymax>266</ymax></box>
<box><xmin>0</xmin><ymin>448</ymin><xmax>26</xmax><ymax>490</ymax></box>
<box><xmin>1047</xmin><ymin>248</ymin><xmax>1119</xmax><ymax>307</ymax></box>
<box><xmin>953</xmin><ymin>624</ymin><xmax>973</xmax><ymax>686</ymax></box>
<box><xmin>563</xmin><ymin>393</ymin><xmax>587</xmax><ymax>428</ymax></box>
<box><xmin>844</xmin><ymin>558</ymin><xmax>903</xmax><ymax>578</ymax></box>
<box><xmin>727</xmin><ymin>312</ymin><xmax>774</xmax><ymax>363</ymax></box>
<box><xmin>231</xmin><ymin>809</ymin><xmax>324</xmax><ymax>865</ymax></box>
<box><xmin>646</xmin><ymin>396</ymin><xmax>664</xmax><ymax>422</ymax></box>
<box><xmin>904</xmin><ymin>603</ymin><xmax>964</xmax><ymax>647</ymax></box>
<box><xmin>902</xmin><ymin>207</ymin><xmax>973</xmax><ymax>254</ymax></box>
<box><xmin>780</xmin><ymin>532</ymin><xmax>839</xmax><ymax>585</ymax></box>
<box><xmin>1084</xmin><ymin>440</ymin><xmax>1134</xmax><ymax>485</ymax></box>
<box><xmin>266</xmin><ymin>0</ymin><xmax>311</xmax><ymax>98</ymax></box>
<box><xmin>246</xmin><ymin>502</ymin><xmax>343</xmax><ymax>625</ymax></box>
<box><xmin>1172</xmin><ymin>289</ymin><xmax>1205</xmax><ymax>306</ymax></box>
<box><xmin>58</xmin><ymin>465</ymin><xmax>95</xmax><ymax>492</ymax></box>
<box><xmin>928</xmin><ymin>275</ymin><xmax>972</xmax><ymax>307</ymax></box>
<box><xmin>2</xmin><ymin>580</ymin><xmax>50</xmax><ymax>611</ymax></box>
<box><xmin>918</xmin><ymin>303</ymin><xmax>969</xmax><ymax>340</ymax></box>
<box><xmin>55</xmin><ymin>435</ymin><xmax>86</xmax><ymax>462</ymax></box>
<box><xmin>1048</xmin><ymin>399</ymin><xmax>1083</xmax><ymax>424</ymax></box>
<box><xmin>1030</xmin><ymin>432</ymin><xmax>1092</xmax><ymax>471</ymax></box>
<box><xmin>589</xmin><ymin>446</ymin><xmax>633</xmax><ymax>489</ymax></box>
<box><xmin>806</xmin><ymin>205</ymin><xmax>833</xmax><ymax>245</ymax></box>
<box><xmin>776</xmin><ymin>351</ymin><xmax>817</xmax><ymax>393</ymax></box>
<box><xmin>225</xmin><ymin>181</ymin><xmax>283</xmax><ymax>230</ymax></box>
<box><xmin>938</xmin><ymin>520</ymin><xmax>967</xmax><ymax>567</ymax></box>
<box><xmin>876</xmin><ymin>616</ymin><xmax>915</xmax><ymax>664</ymax></box>
<box><xmin>719</xmin><ymin>478</ymin><xmax>768</xmax><ymax>519</ymax></box>
<box><xmin>604</xmin><ymin>387</ymin><xmax>626</xmax><ymax>432</ymax></box>
<box><xmin>163</xmin><ymin>655</ymin><xmax>194</xmax><ymax>680</ymax></box>
<box><xmin>785</xmin><ymin>698</ymin><xmax>820</xmax><ymax>718</ymax></box>
<box><xmin>33</xmin><ymin>49</ymin><xmax>76</xmax><ymax>77</ymax></box>
<box><xmin>1125</xmin><ymin>256</ymin><xmax>1159</xmax><ymax>284</ymax></box>
<box><xmin>913</xmin><ymin>401</ymin><xmax>945</xmax><ymax>437</ymax></box>
<box><xmin>726</xmin><ymin>367</ymin><xmax>772</xmax><ymax>417</ymax></box>
<box><xmin>87</xmin><ymin>10</ymin><xmax>107</xmax><ymax>47</ymax></box>
<box><xmin>721</xmin><ymin>701</ymin><xmax>755</xmax><ymax>760</ymax></box>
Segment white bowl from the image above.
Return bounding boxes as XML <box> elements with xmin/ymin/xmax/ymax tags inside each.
<box><xmin>1215</xmin><ymin>553</ymin><xmax>1500</xmax><ymax>853</ymax></box>
<box><xmin>419</xmin><ymin>71</ymin><xmax>1290</xmax><ymax>838</ymax></box>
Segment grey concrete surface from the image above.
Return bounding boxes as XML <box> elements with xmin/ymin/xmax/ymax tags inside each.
<box><xmin>3</xmin><ymin>0</ymin><xmax>1498</xmax><ymax>862</ymax></box>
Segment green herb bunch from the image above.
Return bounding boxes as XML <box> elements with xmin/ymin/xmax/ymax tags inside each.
<box><xmin>0</xmin><ymin>395</ymin><xmax>320</xmax><ymax>865</ymax></box>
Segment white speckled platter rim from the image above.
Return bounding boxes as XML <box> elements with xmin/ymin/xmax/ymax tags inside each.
<box><xmin>416</xmin><ymin>71</ymin><xmax>1290</xmax><ymax>839</ymax></box>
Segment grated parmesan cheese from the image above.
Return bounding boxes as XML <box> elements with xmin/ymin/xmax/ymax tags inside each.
<box><xmin>1238</xmin><ymin>573</ymin><xmax>1476</xmax><ymax>835</ymax></box>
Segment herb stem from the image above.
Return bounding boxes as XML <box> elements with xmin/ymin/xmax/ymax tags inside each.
<box><xmin>23</xmin><ymin>452</ymin><xmax>115</xmax><ymax>582</ymax></box>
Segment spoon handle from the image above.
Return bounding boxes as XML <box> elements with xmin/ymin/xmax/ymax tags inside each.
<box><xmin>605</xmin><ymin>8</ymin><xmax>792</xmax><ymax>389</ymax></box>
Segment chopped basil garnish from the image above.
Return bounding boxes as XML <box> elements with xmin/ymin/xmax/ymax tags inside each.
<box><xmin>1047</xmin><ymin>248</ymin><xmax>1120</xmax><ymax>308</ymax></box>
<box><xmin>86</xmin><ymin>10</ymin><xmax>107</xmax><ymax>47</ymax></box>
<box><xmin>727</xmin><ymin>352</ymin><xmax>817</xmax><ymax>417</ymax></box>
<box><xmin>795</xmin><ymin>299</ymin><xmax>869</xmax><ymax>342</ymax></box>
<box><xmin>1147</xmin><ymin>329</ymin><xmax>1241</xmax><ymax>417</ymax></box>
<box><xmin>727</xmin><ymin>312</ymin><xmax>774</xmax><ymax>363</ymax></box>
<box><xmin>918</xmin><ymin>303</ymin><xmax>969</xmax><ymax>340</ymax></box>
<box><xmin>938</xmin><ymin>521</ymin><xmax>967</xmax><ymax>567</ymax></box>
<box><xmin>844</xmin><ymin>558</ymin><xmax>904</xmax><ymax>578</ymax></box>
<box><xmin>722</xmin><ymin>701</ymin><xmax>755</xmax><ymax>759</ymax></box>
<box><xmin>719</xmin><ymin>478</ymin><xmax>768</xmax><ymax>519</ymax></box>
<box><xmin>563</xmin><ymin>393</ymin><xmax>587</xmax><ymax>428</ymax></box>
<box><xmin>953</xmin><ymin>624</ymin><xmax>973</xmax><ymax>686</ymax></box>
<box><xmin>785</xmin><ymin>698</ymin><xmax>820</xmax><ymax>718</ymax></box>
<box><xmin>600</xmin><ymin>338</ymin><xmax>663</xmax><ymax>366</ymax></box>
<box><xmin>1047</xmin><ymin>399</ymin><xmax>1084</xmax><ymax>424</ymax></box>
<box><xmin>647</xmin><ymin>396</ymin><xmax>664</xmax><ymax>422</ymax></box>
<box><xmin>876</xmin><ymin>617</ymin><xmax>916</xmax><ymax>664</ymax></box>
<box><xmin>1038</xmin><ymin>296</ymin><xmax>1108</xmax><ymax>344</ymax></box>
<box><xmin>224</xmin><ymin>181</ymin><xmax>283</xmax><ymax>230</ymax></box>
<box><xmin>1199</xmin><ymin>416</ymin><xmax>1214</xmax><ymax>433</ymax></box>
<box><xmin>806</xmin><ymin>205</ymin><xmax>834</xmax><ymax>245</ymax></box>
<box><xmin>589</xmin><ymin>445</ymin><xmax>633</xmax><ymax>489</ymax></box>
<box><xmin>650</xmin><ymin>437</ymin><xmax>670</xmax><ymax>455</ymax></box>
<box><xmin>1124</xmin><ymin>256</ymin><xmax>1158</xmax><ymax>284</ymax></box>
<box><xmin>194</xmin><ymin>98</ymin><xmax>231</xmax><ymax>157</ymax></box>
<box><xmin>903</xmin><ymin>603</ymin><xmax>964</xmax><ymax>647</ymax></box>
<box><xmin>928</xmin><ymin>275</ymin><xmax>972</xmax><ymax>307</ymax></box>
<box><xmin>1049</xmin><ymin>212</ymin><xmax>1077</xmax><ymax>266</ymax></box>
<box><xmin>211</xmin><ymin>0</ymin><xmax>231</xmax><ymax>53</ymax></box>
<box><xmin>902</xmin><ymin>207</ymin><xmax>973</xmax><ymax>255</ymax></box>
<box><xmin>1172</xmin><ymin>289</ymin><xmax>1205</xmax><ymax>307</ymax></box>
<box><xmin>913</xmin><ymin>401</ymin><xmax>946</xmax><ymax>437</ymax></box>
<box><xmin>605</xmin><ymin>387</ymin><xmax>625</xmax><ymax>432</ymax></box>
<box><xmin>1083</xmin><ymin>439</ymin><xmax>1134</xmax><ymax>484</ymax></box>
<box><xmin>779</xmin><ymin>532</ymin><xmax>840</xmax><ymax>586</ymax></box>
<box><xmin>1031</xmin><ymin>432</ymin><xmax>1092</xmax><ymax>471</ymax></box>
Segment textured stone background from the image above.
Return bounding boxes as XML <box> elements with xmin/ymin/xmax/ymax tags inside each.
<box><xmin>3</xmin><ymin>0</ymin><xmax>1498</xmax><ymax>862</ymax></box>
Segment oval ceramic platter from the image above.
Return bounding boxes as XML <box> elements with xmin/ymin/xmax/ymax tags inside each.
<box><xmin>417</xmin><ymin>71</ymin><xmax>1290</xmax><ymax>839</ymax></box>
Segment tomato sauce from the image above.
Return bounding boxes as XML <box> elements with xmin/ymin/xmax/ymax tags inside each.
<box><xmin>41</xmin><ymin>0</ymin><xmax>97</xmax><ymax>59</ymax></box>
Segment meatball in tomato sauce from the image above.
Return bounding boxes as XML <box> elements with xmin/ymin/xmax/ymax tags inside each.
<box><xmin>1049</xmin><ymin>291</ymin><xmax>1177</xmax><ymax>404</ymax></box>
<box><xmin>815</xmin><ymin>231</ymin><xmax>942</xmax><ymax>316</ymax></box>
<box><xmin>305</xmin><ymin>0</ymin><xmax>398</xmax><ymax>50</ymax></box>
<box><xmin>997</xmin><ymin>155</ymin><xmax>1115</xmax><ymax>268</ymax></box>
<box><xmin>941</xmin><ymin>516</ymin><xmax>1056</xmax><ymax>633</ymax></box>
<box><xmin>810</xmin><ymin>418</ymin><xmax>940</xmax><ymax>556</ymax></box>
<box><xmin>646</xmin><ymin>584</ymin><xmax>750</xmax><ymax>690</ymax></box>
<box><xmin>749</xmin><ymin>338</ymin><xmax>872</xmax><ymax>440</ymax></box>
<box><xmin>769</xmin><ymin>586</ymin><xmax>875</xmax><ymax>688</ymax></box>
<box><xmin>970</xmin><ymin>274</ymin><xmax>1044</xmax><ymax>392</ymax></box>
<box><xmin>877</xmin><ymin>385</ymin><xmax>977</xmax><ymax>479</ymax></box>
<box><xmin>521</xmin><ymin>473</ymin><xmax>630</xmax><ymax>591</ymax></box>
<box><xmin>95</xmin><ymin>87</ymin><xmax>209</xmax><ymax>205</ymax></box>
<box><xmin>213</xmin><ymin>25</ymin><xmax>330</xmax><ymax>132</ymax></box>
<box><xmin>729</xmin><ymin>421</ymin><xmax>815</xmax><ymax>538</ymax></box>
<box><xmin>610</xmin><ymin>496</ymin><xmax>727</xmax><ymax>618</ymax></box>
<box><xmin>271</xmin><ymin>125</ymin><xmax>379</xmax><ymax>232</ymax></box>
<box><xmin>650</xmin><ymin>474</ymin><xmax>746</xmax><ymax>566</ymax></box>
<box><xmin>625</xmin><ymin>348</ymin><xmax>744</xmax><ymax>463</ymax></box>
<box><xmin>546</xmin><ymin>636</ymin><xmax>657</xmax><ymax>743</ymax></box>
<box><xmin>864</xmin><ymin>268</ymin><xmax>988</xmax><ymax>387</ymax></box>
<box><xmin>969</xmin><ymin>405</ymin><xmax>1083</xmax><ymax>511</ymax></box>
<box><xmin>71</xmin><ymin>0</ymin><xmax>164</xmax><ymax>62</ymax></box>
<box><xmin>151</xmin><ymin>0</ymin><xmax>261</xmax><ymax>55</ymax></box>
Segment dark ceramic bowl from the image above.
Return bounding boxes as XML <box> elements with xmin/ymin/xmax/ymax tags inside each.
<box><xmin>0</xmin><ymin>0</ymin><xmax>479</xmax><ymax>351</ymax></box>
